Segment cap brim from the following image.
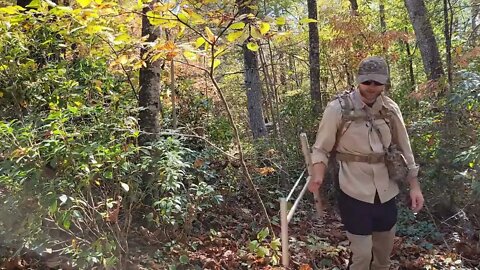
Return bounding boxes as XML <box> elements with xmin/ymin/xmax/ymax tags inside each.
<box><xmin>357</xmin><ymin>74</ymin><xmax>388</xmax><ymax>84</ymax></box>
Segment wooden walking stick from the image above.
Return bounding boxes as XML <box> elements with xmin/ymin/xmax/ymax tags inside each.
<box><xmin>300</xmin><ymin>133</ymin><xmax>323</xmax><ymax>217</ymax></box>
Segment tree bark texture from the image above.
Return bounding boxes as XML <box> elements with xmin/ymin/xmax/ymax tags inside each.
<box><xmin>139</xmin><ymin>1</ymin><xmax>162</xmax><ymax>146</ymax></box>
<box><xmin>242</xmin><ymin>47</ymin><xmax>268</xmax><ymax>139</ymax></box>
<box><xmin>238</xmin><ymin>0</ymin><xmax>267</xmax><ymax>139</ymax></box>
<box><xmin>404</xmin><ymin>0</ymin><xmax>444</xmax><ymax>81</ymax></box>
<box><xmin>307</xmin><ymin>0</ymin><xmax>322</xmax><ymax>115</ymax></box>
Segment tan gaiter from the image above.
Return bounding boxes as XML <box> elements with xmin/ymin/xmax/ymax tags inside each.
<box><xmin>346</xmin><ymin>232</ymin><xmax>373</xmax><ymax>270</ymax></box>
<box><xmin>371</xmin><ymin>225</ymin><xmax>396</xmax><ymax>270</ymax></box>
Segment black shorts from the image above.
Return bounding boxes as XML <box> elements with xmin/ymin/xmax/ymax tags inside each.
<box><xmin>338</xmin><ymin>190</ymin><xmax>397</xmax><ymax>235</ymax></box>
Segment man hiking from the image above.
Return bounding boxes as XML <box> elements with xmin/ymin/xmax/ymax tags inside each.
<box><xmin>308</xmin><ymin>56</ymin><xmax>424</xmax><ymax>270</ymax></box>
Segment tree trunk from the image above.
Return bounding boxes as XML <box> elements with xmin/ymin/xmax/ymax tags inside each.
<box><xmin>349</xmin><ymin>0</ymin><xmax>359</xmax><ymax>15</ymax></box>
<box><xmin>379</xmin><ymin>1</ymin><xmax>392</xmax><ymax>92</ymax></box>
<box><xmin>471</xmin><ymin>0</ymin><xmax>480</xmax><ymax>46</ymax></box>
<box><xmin>139</xmin><ymin>1</ymin><xmax>162</xmax><ymax>146</ymax></box>
<box><xmin>404</xmin><ymin>36</ymin><xmax>416</xmax><ymax>90</ymax></box>
<box><xmin>444</xmin><ymin>0</ymin><xmax>453</xmax><ymax>88</ymax></box>
<box><xmin>307</xmin><ymin>0</ymin><xmax>322</xmax><ymax>114</ymax></box>
<box><xmin>238</xmin><ymin>0</ymin><xmax>267</xmax><ymax>139</ymax></box>
<box><xmin>404</xmin><ymin>0</ymin><xmax>444</xmax><ymax>80</ymax></box>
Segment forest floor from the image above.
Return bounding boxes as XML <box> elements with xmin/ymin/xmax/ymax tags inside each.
<box><xmin>126</xmin><ymin>192</ymin><xmax>480</xmax><ymax>270</ymax></box>
<box><xmin>0</xmin><ymin>191</ymin><xmax>479</xmax><ymax>269</ymax></box>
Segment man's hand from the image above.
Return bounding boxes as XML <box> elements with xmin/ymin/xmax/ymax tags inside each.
<box><xmin>308</xmin><ymin>162</ymin><xmax>326</xmax><ymax>193</ymax></box>
<box><xmin>410</xmin><ymin>187</ymin><xmax>424</xmax><ymax>213</ymax></box>
<box><xmin>308</xmin><ymin>176</ymin><xmax>323</xmax><ymax>193</ymax></box>
<box><xmin>407</xmin><ymin>176</ymin><xmax>424</xmax><ymax>213</ymax></box>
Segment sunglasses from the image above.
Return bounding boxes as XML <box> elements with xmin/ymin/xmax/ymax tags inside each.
<box><xmin>361</xmin><ymin>80</ymin><xmax>384</xmax><ymax>86</ymax></box>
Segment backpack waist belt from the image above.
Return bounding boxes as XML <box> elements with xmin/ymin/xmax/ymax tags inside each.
<box><xmin>335</xmin><ymin>152</ymin><xmax>385</xmax><ymax>164</ymax></box>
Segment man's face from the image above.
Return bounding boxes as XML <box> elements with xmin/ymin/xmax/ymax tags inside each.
<box><xmin>358</xmin><ymin>80</ymin><xmax>385</xmax><ymax>104</ymax></box>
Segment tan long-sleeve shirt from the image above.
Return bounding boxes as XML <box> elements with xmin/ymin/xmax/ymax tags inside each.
<box><xmin>311</xmin><ymin>89</ymin><xmax>419</xmax><ymax>204</ymax></box>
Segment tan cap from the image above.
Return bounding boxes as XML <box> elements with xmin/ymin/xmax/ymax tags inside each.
<box><xmin>356</xmin><ymin>56</ymin><xmax>389</xmax><ymax>84</ymax></box>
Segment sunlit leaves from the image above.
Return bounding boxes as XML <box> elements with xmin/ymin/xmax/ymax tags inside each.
<box><xmin>195</xmin><ymin>37</ymin><xmax>206</xmax><ymax>48</ymax></box>
<box><xmin>299</xmin><ymin>18</ymin><xmax>318</xmax><ymax>24</ymax></box>
<box><xmin>76</xmin><ymin>0</ymin><xmax>92</xmax><ymax>8</ymax></box>
<box><xmin>0</xmin><ymin>5</ymin><xmax>25</xmax><ymax>15</ymax></box>
<box><xmin>182</xmin><ymin>50</ymin><xmax>197</xmax><ymax>61</ymax></box>
<box><xmin>275</xmin><ymin>16</ymin><xmax>286</xmax><ymax>26</ymax></box>
<box><xmin>246</xmin><ymin>42</ymin><xmax>259</xmax><ymax>51</ymax></box>
<box><xmin>212</xmin><ymin>59</ymin><xmax>221</xmax><ymax>70</ymax></box>
<box><xmin>226</xmin><ymin>31</ymin><xmax>243</xmax><ymax>42</ymax></box>
<box><xmin>230</xmin><ymin>22</ymin><xmax>245</xmax><ymax>30</ymax></box>
<box><xmin>259</xmin><ymin>22</ymin><xmax>270</xmax><ymax>35</ymax></box>
<box><xmin>205</xmin><ymin>26</ymin><xmax>215</xmax><ymax>43</ymax></box>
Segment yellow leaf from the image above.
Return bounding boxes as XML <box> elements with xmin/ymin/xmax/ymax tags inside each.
<box><xmin>455</xmin><ymin>46</ymin><xmax>462</xmax><ymax>55</ymax></box>
<box><xmin>85</xmin><ymin>24</ymin><xmax>104</xmax><ymax>34</ymax></box>
<box><xmin>94</xmin><ymin>0</ymin><xmax>103</xmax><ymax>4</ymax></box>
<box><xmin>246</xmin><ymin>42</ymin><xmax>259</xmax><ymax>51</ymax></box>
<box><xmin>195</xmin><ymin>37</ymin><xmax>206</xmax><ymax>48</ymax></box>
<box><xmin>0</xmin><ymin>6</ymin><xmax>25</xmax><ymax>14</ymax></box>
<box><xmin>0</xmin><ymin>91</ymin><xmax>3</xmax><ymax>98</ymax></box>
<box><xmin>183</xmin><ymin>50</ymin><xmax>197</xmax><ymax>61</ymax></box>
<box><xmin>177</xmin><ymin>25</ymin><xmax>186</xmax><ymax>38</ymax></box>
<box><xmin>212</xmin><ymin>59</ymin><xmax>221</xmax><ymax>69</ymax></box>
<box><xmin>178</xmin><ymin>10</ymin><xmax>189</xmax><ymax>23</ymax></box>
<box><xmin>118</xmin><ymin>55</ymin><xmax>128</xmax><ymax>65</ymax></box>
<box><xmin>299</xmin><ymin>18</ymin><xmax>318</xmax><ymax>24</ymax></box>
<box><xmin>251</xmin><ymin>27</ymin><xmax>262</xmax><ymax>39</ymax></box>
<box><xmin>259</xmin><ymin>22</ymin><xmax>270</xmax><ymax>35</ymax></box>
<box><xmin>205</xmin><ymin>26</ymin><xmax>215</xmax><ymax>43</ymax></box>
<box><xmin>50</xmin><ymin>6</ymin><xmax>73</xmax><ymax>16</ymax></box>
<box><xmin>189</xmin><ymin>11</ymin><xmax>205</xmax><ymax>25</ymax></box>
<box><xmin>214</xmin><ymin>46</ymin><xmax>228</xmax><ymax>57</ymax></box>
<box><xmin>146</xmin><ymin>11</ymin><xmax>163</xmax><ymax>26</ymax></box>
<box><xmin>76</xmin><ymin>0</ymin><xmax>91</xmax><ymax>8</ymax></box>
<box><xmin>275</xmin><ymin>17</ymin><xmax>286</xmax><ymax>25</ymax></box>
<box><xmin>114</xmin><ymin>33</ymin><xmax>131</xmax><ymax>43</ymax></box>
<box><xmin>226</xmin><ymin>31</ymin><xmax>244</xmax><ymax>42</ymax></box>
<box><xmin>230</xmin><ymin>22</ymin><xmax>245</xmax><ymax>30</ymax></box>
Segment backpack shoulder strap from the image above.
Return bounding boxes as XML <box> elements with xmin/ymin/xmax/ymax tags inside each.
<box><xmin>331</xmin><ymin>91</ymin><xmax>354</xmax><ymax>154</ymax></box>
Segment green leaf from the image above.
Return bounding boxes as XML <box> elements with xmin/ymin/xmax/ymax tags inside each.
<box><xmin>259</xmin><ymin>22</ymin><xmax>270</xmax><ymax>35</ymax></box>
<box><xmin>275</xmin><ymin>17</ymin><xmax>286</xmax><ymax>26</ymax></box>
<box><xmin>76</xmin><ymin>0</ymin><xmax>91</xmax><ymax>8</ymax></box>
<box><xmin>257</xmin><ymin>227</ymin><xmax>269</xmax><ymax>241</ymax></box>
<box><xmin>246</xmin><ymin>42</ymin><xmax>259</xmax><ymax>51</ymax></box>
<box><xmin>256</xmin><ymin>246</ymin><xmax>270</xmax><ymax>257</ymax></box>
<box><xmin>270</xmin><ymin>238</ymin><xmax>281</xmax><ymax>250</ymax></box>
<box><xmin>299</xmin><ymin>18</ymin><xmax>318</xmax><ymax>24</ymax></box>
<box><xmin>230</xmin><ymin>22</ymin><xmax>245</xmax><ymax>30</ymax></box>
<box><xmin>248</xmin><ymin>240</ymin><xmax>259</xmax><ymax>252</ymax></box>
<box><xmin>120</xmin><ymin>182</ymin><xmax>129</xmax><ymax>192</ymax></box>
<box><xmin>179</xmin><ymin>255</ymin><xmax>189</xmax><ymax>264</ymax></box>
<box><xmin>226</xmin><ymin>31</ymin><xmax>243</xmax><ymax>42</ymax></box>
